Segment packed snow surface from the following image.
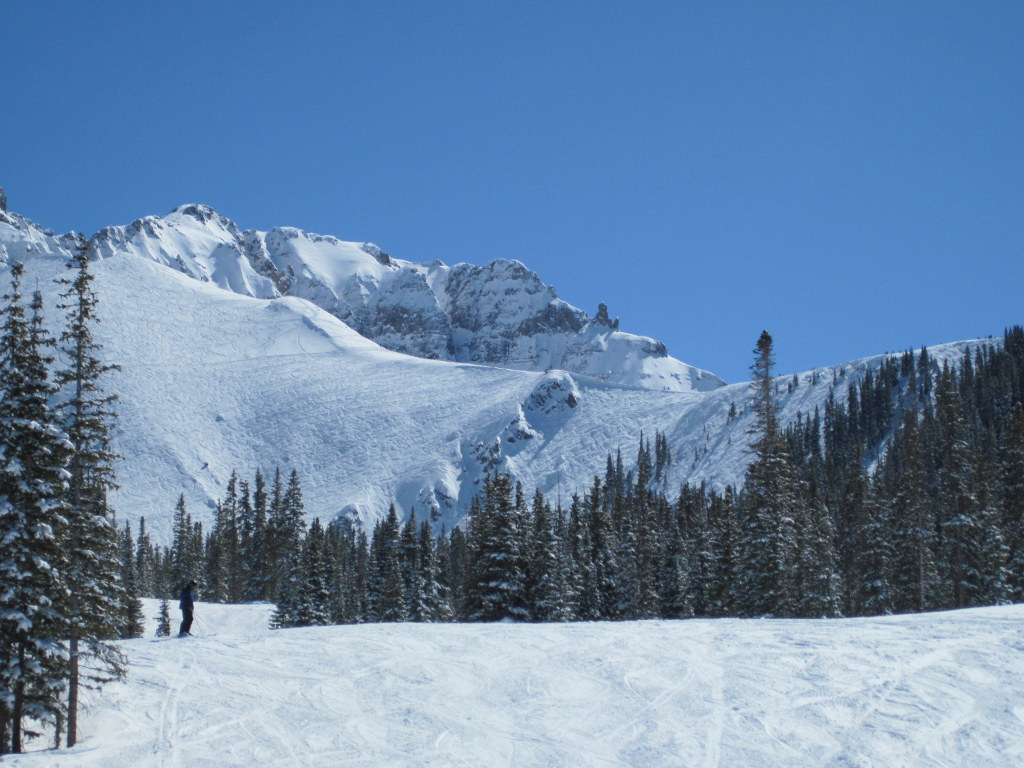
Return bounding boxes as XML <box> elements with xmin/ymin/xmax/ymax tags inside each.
<box><xmin>6</xmin><ymin>602</ymin><xmax>1024</xmax><ymax>767</ymax></box>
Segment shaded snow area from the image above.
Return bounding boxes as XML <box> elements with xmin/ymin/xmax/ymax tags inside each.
<box><xmin>7</xmin><ymin>602</ymin><xmax>1024</xmax><ymax>767</ymax></box>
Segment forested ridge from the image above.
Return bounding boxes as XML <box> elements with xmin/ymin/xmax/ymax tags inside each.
<box><xmin>127</xmin><ymin>327</ymin><xmax>1024</xmax><ymax>626</ymax></box>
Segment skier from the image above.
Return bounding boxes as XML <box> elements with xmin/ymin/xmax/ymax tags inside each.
<box><xmin>178</xmin><ymin>580</ymin><xmax>197</xmax><ymax>636</ymax></box>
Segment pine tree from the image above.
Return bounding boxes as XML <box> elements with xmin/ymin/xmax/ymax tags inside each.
<box><xmin>378</xmin><ymin>547</ymin><xmax>408</xmax><ymax>622</ymax></box>
<box><xmin>367</xmin><ymin>504</ymin><xmax>401</xmax><ymax>621</ymax></box>
<box><xmin>1001</xmin><ymin>405</ymin><xmax>1024</xmax><ymax>598</ymax></box>
<box><xmin>411</xmin><ymin>521</ymin><xmax>453</xmax><ymax>622</ymax></box>
<box><xmin>527</xmin><ymin>489</ymin><xmax>572</xmax><ymax>621</ymax></box>
<box><xmin>55</xmin><ymin>243</ymin><xmax>127</xmax><ymax>747</ymax></box>
<box><xmin>265</xmin><ymin>468</ymin><xmax>286</xmax><ymax>599</ymax></box>
<box><xmin>266</xmin><ymin>469</ymin><xmax>307</xmax><ymax>603</ymax></box>
<box><xmin>0</xmin><ymin>268</ymin><xmax>72</xmax><ymax>752</ymax></box>
<box><xmin>935</xmin><ymin>363</ymin><xmax>984</xmax><ymax>608</ymax></box>
<box><xmin>466</xmin><ymin>473</ymin><xmax>529</xmax><ymax>621</ymax></box>
<box><xmin>399</xmin><ymin>510</ymin><xmax>420</xmax><ymax>612</ymax></box>
<box><xmin>117</xmin><ymin>522</ymin><xmax>145</xmax><ymax>638</ymax></box>
<box><xmin>270</xmin><ymin>545</ymin><xmax>304</xmax><ymax>629</ymax></box>
<box><xmin>241</xmin><ymin>469</ymin><xmax>268</xmax><ymax>602</ymax></box>
<box><xmin>736</xmin><ymin>331</ymin><xmax>798</xmax><ymax>616</ymax></box>
<box><xmin>887</xmin><ymin>412</ymin><xmax>941</xmax><ymax>613</ymax></box>
<box><xmin>296</xmin><ymin>519</ymin><xmax>331</xmax><ymax>626</ymax></box>
<box><xmin>790</xmin><ymin>479</ymin><xmax>841</xmax><ymax>618</ymax></box>
<box><xmin>134</xmin><ymin>516</ymin><xmax>156</xmax><ymax>598</ymax></box>
<box><xmin>155</xmin><ymin>599</ymin><xmax>171</xmax><ymax>637</ymax></box>
<box><xmin>170</xmin><ymin>494</ymin><xmax>195</xmax><ymax>591</ymax></box>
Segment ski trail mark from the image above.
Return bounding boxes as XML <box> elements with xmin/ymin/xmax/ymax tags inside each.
<box><xmin>156</xmin><ymin>642</ymin><xmax>197</xmax><ymax>768</ymax></box>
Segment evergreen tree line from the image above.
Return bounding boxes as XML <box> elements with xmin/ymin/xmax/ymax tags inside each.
<box><xmin>0</xmin><ymin>247</ymin><xmax>137</xmax><ymax>754</ymax></box>
<box><xmin>146</xmin><ymin>328</ymin><xmax>1024</xmax><ymax>628</ymax></box>
<box><xmin>127</xmin><ymin>467</ymin><xmax>310</xmax><ymax>614</ymax></box>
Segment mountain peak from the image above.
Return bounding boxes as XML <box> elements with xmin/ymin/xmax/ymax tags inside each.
<box><xmin>169</xmin><ymin>203</ymin><xmax>226</xmax><ymax>225</ymax></box>
<box><xmin>82</xmin><ymin>203</ymin><xmax>723</xmax><ymax>392</ymax></box>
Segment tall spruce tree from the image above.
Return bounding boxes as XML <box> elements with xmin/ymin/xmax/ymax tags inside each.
<box><xmin>737</xmin><ymin>331</ymin><xmax>798</xmax><ymax>616</ymax></box>
<box><xmin>116</xmin><ymin>522</ymin><xmax>145</xmax><ymax>638</ymax></box>
<box><xmin>170</xmin><ymin>494</ymin><xmax>196</xmax><ymax>592</ymax></box>
<box><xmin>55</xmin><ymin>242</ymin><xmax>127</xmax><ymax>747</ymax></box>
<box><xmin>467</xmin><ymin>473</ymin><xmax>529</xmax><ymax>621</ymax></box>
<box><xmin>241</xmin><ymin>469</ymin><xmax>269</xmax><ymax>602</ymax></box>
<box><xmin>887</xmin><ymin>412</ymin><xmax>941</xmax><ymax>612</ymax></box>
<box><xmin>0</xmin><ymin>268</ymin><xmax>71</xmax><ymax>753</ymax></box>
<box><xmin>526</xmin><ymin>489</ymin><xmax>572</xmax><ymax>621</ymax></box>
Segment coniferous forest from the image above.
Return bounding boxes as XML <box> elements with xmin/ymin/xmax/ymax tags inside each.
<box><xmin>128</xmin><ymin>327</ymin><xmax>1024</xmax><ymax>627</ymax></box>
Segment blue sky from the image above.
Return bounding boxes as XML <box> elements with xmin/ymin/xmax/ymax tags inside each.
<box><xmin>3</xmin><ymin>1</ymin><xmax>1022</xmax><ymax>383</ymax></box>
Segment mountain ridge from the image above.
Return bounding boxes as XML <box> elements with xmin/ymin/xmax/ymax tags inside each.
<box><xmin>85</xmin><ymin>203</ymin><xmax>724</xmax><ymax>393</ymax></box>
<box><xmin>0</xmin><ymin>201</ymin><xmax>991</xmax><ymax>542</ymax></box>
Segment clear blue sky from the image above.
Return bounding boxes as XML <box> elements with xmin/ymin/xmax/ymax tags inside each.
<box><xmin>3</xmin><ymin>1</ymin><xmax>1022</xmax><ymax>383</ymax></box>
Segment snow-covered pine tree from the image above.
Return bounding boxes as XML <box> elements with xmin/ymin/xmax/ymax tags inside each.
<box><xmin>442</xmin><ymin>525</ymin><xmax>469</xmax><ymax>619</ymax></box>
<box><xmin>0</xmin><ymin>269</ymin><xmax>72</xmax><ymax>753</ymax></box>
<box><xmin>155</xmin><ymin>598</ymin><xmax>171</xmax><ymax>637</ymax></box>
<box><xmin>117</xmin><ymin>522</ymin><xmax>145</xmax><ymax>638</ymax></box>
<box><xmin>240</xmin><ymin>470</ymin><xmax>269</xmax><ymax>602</ymax></box>
<box><xmin>707</xmin><ymin>486</ymin><xmax>739</xmax><ymax>616</ymax></box>
<box><xmin>411</xmin><ymin>520</ymin><xmax>453</xmax><ymax>622</ymax></box>
<box><xmin>934</xmin><ymin>362</ymin><xmax>988</xmax><ymax>608</ymax></box>
<box><xmin>270</xmin><ymin>545</ymin><xmax>303</xmax><ymax>629</ymax></box>
<box><xmin>790</xmin><ymin>478</ymin><xmax>841</xmax><ymax>618</ymax></box>
<box><xmin>55</xmin><ymin>242</ymin><xmax>127</xmax><ymax>747</ymax></box>
<box><xmin>367</xmin><ymin>504</ymin><xmax>401</xmax><ymax>621</ymax></box>
<box><xmin>610</xmin><ymin>488</ymin><xmax>641</xmax><ymax>619</ymax></box>
<box><xmin>399</xmin><ymin>509</ymin><xmax>420</xmax><ymax>613</ymax></box>
<box><xmin>584</xmin><ymin>476</ymin><xmax>617</xmax><ymax>619</ymax></box>
<box><xmin>204</xmin><ymin>502</ymin><xmax>227</xmax><ymax>603</ymax></box>
<box><xmin>736</xmin><ymin>331</ymin><xmax>798</xmax><ymax>617</ymax></box>
<box><xmin>169</xmin><ymin>494</ymin><xmax>195</xmax><ymax>592</ymax></box>
<box><xmin>1000</xmin><ymin>404</ymin><xmax>1024</xmax><ymax>599</ymax></box>
<box><xmin>134</xmin><ymin>516</ymin><xmax>156</xmax><ymax>598</ymax></box>
<box><xmin>889</xmin><ymin>409</ymin><xmax>943</xmax><ymax>612</ymax></box>
<box><xmin>327</xmin><ymin>520</ymin><xmax>368</xmax><ymax>624</ymax></box>
<box><xmin>267</xmin><ymin>469</ymin><xmax>306</xmax><ymax>603</ymax></box>
<box><xmin>526</xmin><ymin>489</ymin><xmax>572</xmax><ymax>622</ymax></box>
<box><xmin>466</xmin><ymin>473</ymin><xmax>529</xmax><ymax>622</ymax></box>
<box><xmin>852</xmin><ymin>474</ymin><xmax>895</xmax><ymax>616</ymax></box>
<box><xmin>297</xmin><ymin>518</ymin><xmax>331</xmax><ymax>626</ymax></box>
<box><xmin>659</xmin><ymin>489</ymin><xmax>696</xmax><ymax>619</ymax></box>
<box><xmin>378</xmin><ymin>554</ymin><xmax>408</xmax><ymax>622</ymax></box>
<box><xmin>264</xmin><ymin>467</ymin><xmax>286</xmax><ymax>599</ymax></box>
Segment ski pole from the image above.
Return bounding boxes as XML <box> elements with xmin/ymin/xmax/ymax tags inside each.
<box><xmin>194</xmin><ymin>614</ymin><xmax>212</xmax><ymax>637</ymax></box>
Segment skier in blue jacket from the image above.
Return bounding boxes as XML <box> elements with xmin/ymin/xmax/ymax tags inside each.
<box><xmin>178</xmin><ymin>580</ymin><xmax>197</xmax><ymax>636</ymax></box>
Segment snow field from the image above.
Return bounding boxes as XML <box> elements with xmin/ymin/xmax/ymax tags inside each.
<box><xmin>5</xmin><ymin>602</ymin><xmax>1024</xmax><ymax>767</ymax></box>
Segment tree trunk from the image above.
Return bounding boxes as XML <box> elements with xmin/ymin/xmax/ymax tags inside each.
<box><xmin>12</xmin><ymin>644</ymin><xmax>25</xmax><ymax>753</ymax></box>
<box><xmin>67</xmin><ymin>632</ymin><xmax>79</xmax><ymax>748</ymax></box>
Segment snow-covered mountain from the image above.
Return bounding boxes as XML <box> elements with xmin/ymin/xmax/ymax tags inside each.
<box><xmin>0</xmin><ymin>203</ymin><xmax>982</xmax><ymax>541</ymax></box>
<box><xmin>88</xmin><ymin>204</ymin><xmax>723</xmax><ymax>392</ymax></box>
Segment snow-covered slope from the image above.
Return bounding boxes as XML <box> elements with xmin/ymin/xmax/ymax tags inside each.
<box><xmin>0</xmin><ymin>206</ymin><xmax>983</xmax><ymax>539</ymax></box>
<box><xmin>6</xmin><ymin>601</ymin><xmax>1024</xmax><ymax>767</ymax></box>
<box><xmin>88</xmin><ymin>204</ymin><xmax>723</xmax><ymax>392</ymax></box>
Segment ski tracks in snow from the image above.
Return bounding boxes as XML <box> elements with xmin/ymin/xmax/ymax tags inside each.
<box><xmin>6</xmin><ymin>602</ymin><xmax>1024</xmax><ymax>767</ymax></box>
<box><xmin>154</xmin><ymin>641</ymin><xmax>196</xmax><ymax>768</ymax></box>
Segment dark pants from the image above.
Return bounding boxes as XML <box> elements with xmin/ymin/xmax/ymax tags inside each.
<box><xmin>179</xmin><ymin>608</ymin><xmax>194</xmax><ymax>636</ymax></box>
